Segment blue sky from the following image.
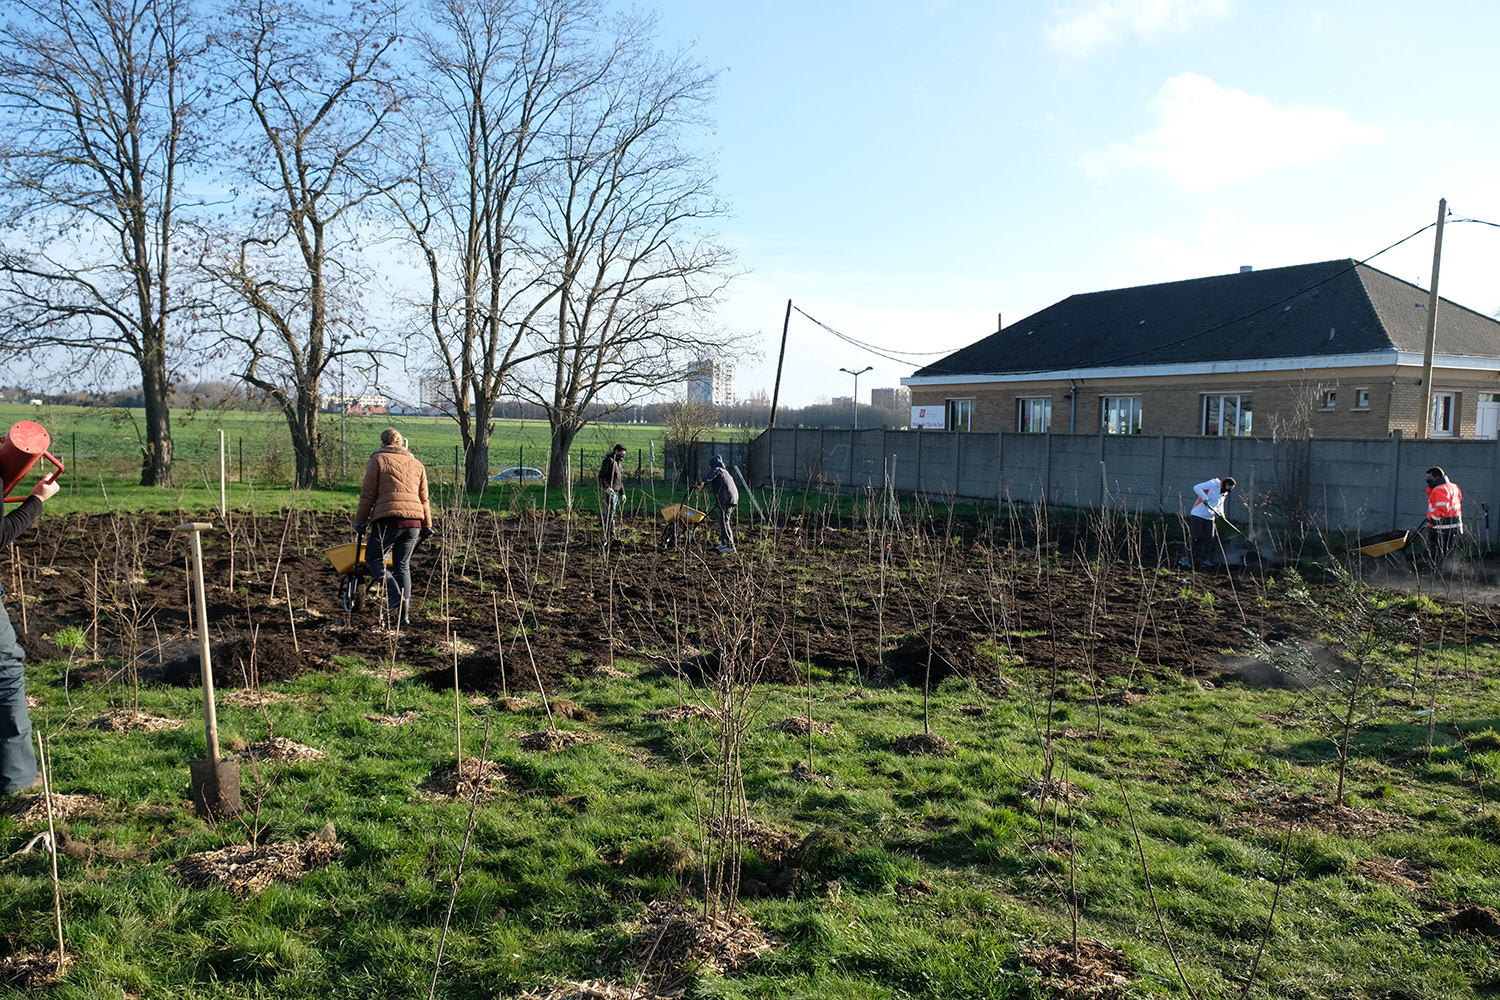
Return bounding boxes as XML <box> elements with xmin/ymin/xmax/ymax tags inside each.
<box><xmin>648</xmin><ymin>0</ymin><xmax>1500</xmax><ymax>408</ymax></box>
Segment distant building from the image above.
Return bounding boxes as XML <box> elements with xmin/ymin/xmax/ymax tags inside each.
<box><xmin>320</xmin><ymin>393</ymin><xmax>388</xmax><ymax>415</ymax></box>
<box><xmin>687</xmin><ymin>357</ymin><xmax>736</xmax><ymax>406</ymax></box>
<box><xmin>870</xmin><ymin>386</ymin><xmax>910</xmax><ymax>409</ymax></box>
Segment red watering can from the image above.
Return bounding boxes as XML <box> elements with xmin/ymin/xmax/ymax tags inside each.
<box><xmin>0</xmin><ymin>421</ymin><xmax>65</xmax><ymax>503</ymax></box>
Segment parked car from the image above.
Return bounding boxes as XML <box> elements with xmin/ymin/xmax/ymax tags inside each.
<box><xmin>489</xmin><ymin>466</ymin><xmax>546</xmax><ymax>483</ymax></box>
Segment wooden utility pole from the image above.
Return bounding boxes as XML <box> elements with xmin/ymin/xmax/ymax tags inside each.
<box><xmin>1418</xmin><ymin>197</ymin><xmax>1447</xmax><ymax>440</ymax></box>
<box><xmin>769</xmin><ymin>299</ymin><xmax>791</xmax><ymax>429</ymax></box>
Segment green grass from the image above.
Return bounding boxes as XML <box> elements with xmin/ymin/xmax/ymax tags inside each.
<box><xmin>6</xmin><ymin>628</ymin><xmax>1500</xmax><ymax>998</ymax></box>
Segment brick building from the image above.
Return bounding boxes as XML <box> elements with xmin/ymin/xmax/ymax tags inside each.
<box><xmin>903</xmin><ymin>260</ymin><xmax>1500</xmax><ymax>439</ymax></box>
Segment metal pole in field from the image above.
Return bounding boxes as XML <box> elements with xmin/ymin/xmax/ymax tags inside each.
<box><xmin>218</xmin><ymin>430</ymin><xmax>226</xmax><ymax>518</ymax></box>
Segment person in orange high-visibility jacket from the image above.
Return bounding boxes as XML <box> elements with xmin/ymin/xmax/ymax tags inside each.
<box><xmin>1424</xmin><ymin>466</ymin><xmax>1463</xmax><ymax>562</ymax></box>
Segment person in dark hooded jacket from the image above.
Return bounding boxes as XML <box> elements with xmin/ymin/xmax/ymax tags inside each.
<box><xmin>695</xmin><ymin>455</ymin><xmax>739</xmax><ymax>553</ymax></box>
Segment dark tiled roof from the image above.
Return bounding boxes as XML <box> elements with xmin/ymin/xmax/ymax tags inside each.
<box><xmin>913</xmin><ymin>259</ymin><xmax>1500</xmax><ymax>378</ymax></box>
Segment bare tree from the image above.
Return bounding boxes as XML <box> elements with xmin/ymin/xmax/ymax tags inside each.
<box><xmin>516</xmin><ymin>17</ymin><xmax>737</xmax><ymax>491</ymax></box>
<box><xmin>661</xmin><ymin>396</ymin><xmax>715</xmax><ymax>484</ymax></box>
<box><xmin>209</xmin><ymin>0</ymin><xmax>405</xmax><ymax>488</ymax></box>
<box><xmin>392</xmin><ymin>0</ymin><xmax>613</xmax><ymax>493</ymax></box>
<box><xmin>0</xmin><ymin>0</ymin><xmax>208</xmax><ymax>485</ymax></box>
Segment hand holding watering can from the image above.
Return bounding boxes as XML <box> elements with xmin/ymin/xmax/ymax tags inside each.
<box><xmin>0</xmin><ymin>421</ymin><xmax>65</xmax><ymax>502</ymax></box>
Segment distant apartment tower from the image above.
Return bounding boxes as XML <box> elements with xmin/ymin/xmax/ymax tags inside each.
<box><xmin>687</xmin><ymin>356</ymin><xmax>735</xmax><ymax>406</ymax></box>
<box><xmin>870</xmin><ymin>386</ymin><xmax>910</xmax><ymax>409</ymax></box>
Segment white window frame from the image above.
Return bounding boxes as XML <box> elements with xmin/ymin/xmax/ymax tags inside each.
<box><xmin>1100</xmin><ymin>395</ymin><xmax>1143</xmax><ymax>435</ymax></box>
<box><xmin>1431</xmin><ymin>392</ymin><xmax>1456</xmax><ymax>437</ymax></box>
<box><xmin>1017</xmin><ymin>397</ymin><xmax>1051</xmax><ymax>433</ymax></box>
<box><xmin>946</xmin><ymin>398</ymin><xmax>974</xmax><ymax>433</ymax></box>
<box><xmin>1202</xmin><ymin>393</ymin><xmax>1253</xmax><ymax>437</ymax></box>
<box><xmin>1353</xmin><ymin>388</ymin><xmax>1370</xmax><ymax>410</ymax></box>
<box><xmin>1321</xmin><ymin>389</ymin><xmax>1337</xmax><ymax>410</ymax></box>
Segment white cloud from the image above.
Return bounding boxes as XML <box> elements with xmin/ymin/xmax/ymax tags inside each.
<box><xmin>1045</xmin><ymin>0</ymin><xmax>1231</xmax><ymax>56</ymax></box>
<box><xmin>1082</xmin><ymin>73</ymin><xmax>1384</xmax><ymax>191</ymax></box>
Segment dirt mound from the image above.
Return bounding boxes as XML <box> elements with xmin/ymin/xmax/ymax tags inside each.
<box><xmin>892</xmin><ymin>733</ymin><xmax>954</xmax><ymax>756</ymax></box>
<box><xmin>881</xmin><ymin>629</ymin><xmax>982</xmax><ymax>686</ymax></box>
<box><xmin>156</xmin><ymin>634</ymin><xmax>320</xmax><ymax>687</ymax></box>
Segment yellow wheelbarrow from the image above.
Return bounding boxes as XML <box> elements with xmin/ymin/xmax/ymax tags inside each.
<box><xmin>1354</xmin><ymin>521</ymin><xmax>1424</xmax><ymax>566</ymax></box>
<box><xmin>659</xmin><ymin>499</ymin><xmax>708</xmax><ymax>550</ymax></box>
<box><xmin>323</xmin><ymin>529</ymin><xmax>393</xmax><ymax>612</ymax></box>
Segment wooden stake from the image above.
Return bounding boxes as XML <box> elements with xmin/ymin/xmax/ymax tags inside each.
<box><xmin>285</xmin><ymin>574</ymin><xmax>299</xmax><ymax>654</ymax></box>
<box><xmin>36</xmin><ymin>734</ymin><xmax>65</xmax><ymax>968</ymax></box>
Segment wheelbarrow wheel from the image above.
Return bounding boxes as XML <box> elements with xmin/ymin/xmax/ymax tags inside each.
<box><xmin>340</xmin><ymin>573</ymin><xmax>361</xmax><ymax>613</ymax></box>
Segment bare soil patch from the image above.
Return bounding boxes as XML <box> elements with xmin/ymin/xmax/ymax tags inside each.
<box><xmin>13</xmin><ymin>511</ymin><xmax>1348</xmax><ymax>711</ymax></box>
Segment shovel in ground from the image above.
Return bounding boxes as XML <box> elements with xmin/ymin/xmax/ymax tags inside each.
<box><xmin>176</xmin><ymin>522</ymin><xmax>240</xmax><ymax>820</ymax></box>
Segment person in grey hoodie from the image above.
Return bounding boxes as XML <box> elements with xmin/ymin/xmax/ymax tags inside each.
<box><xmin>696</xmin><ymin>455</ymin><xmax>739</xmax><ymax>553</ymax></box>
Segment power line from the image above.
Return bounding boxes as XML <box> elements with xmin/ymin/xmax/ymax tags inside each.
<box><xmin>792</xmin><ymin>306</ymin><xmax>966</xmax><ymax>365</ymax></box>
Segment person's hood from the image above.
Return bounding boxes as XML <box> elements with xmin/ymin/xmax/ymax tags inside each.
<box><xmin>1428</xmin><ymin>473</ymin><xmax>1449</xmax><ymax>486</ymax></box>
<box><xmin>711</xmin><ymin>455</ymin><xmax>725</xmax><ymax>469</ymax></box>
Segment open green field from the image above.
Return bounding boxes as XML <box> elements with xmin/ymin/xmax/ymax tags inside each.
<box><xmin>0</xmin><ymin>403</ymin><xmax>695</xmax><ymax>515</ymax></box>
<box><xmin>0</xmin><ymin>402</ymin><xmax>674</xmax><ymax>495</ymax></box>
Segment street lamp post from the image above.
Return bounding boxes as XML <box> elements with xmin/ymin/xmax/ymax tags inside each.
<box><xmin>839</xmin><ymin>366</ymin><xmax>873</xmax><ymax>429</ymax></box>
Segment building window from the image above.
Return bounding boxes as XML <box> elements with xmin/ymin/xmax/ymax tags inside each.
<box><xmin>1321</xmin><ymin>390</ymin><xmax>1337</xmax><ymax>410</ymax></box>
<box><xmin>1202</xmin><ymin>394</ymin><xmax>1253</xmax><ymax>437</ymax></box>
<box><xmin>946</xmin><ymin>398</ymin><xmax>974</xmax><ymax>433</ymax></box>
<box><xmin>1018</xmin><ymin>397</ymin><xmax>1051</xmax><ymax>433</ymax></box>
<box><xmin>1431</xmin><ymin>392</ymin><xmax>1456</xmax><ymax>437</ymax></box>
<box><xmin>1101</xmin><ymin>396</ymin><xmax>1142</xmax><ymax>435</ymax></box>
<box><xmin>1353</xmin><ymin>388</ymin><xmax>1370</xmax><ymax>410</ymax></box>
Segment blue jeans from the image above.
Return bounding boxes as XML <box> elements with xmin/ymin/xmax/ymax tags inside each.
<box><xmin>0</xmin><ymin>597</ymin><xmax>35</xmax><ymax>794</ymax></box>
<box><xmin>367</xmin><ymin>522</ymin><xmax>421</xmax><ymax>623</ymax></box>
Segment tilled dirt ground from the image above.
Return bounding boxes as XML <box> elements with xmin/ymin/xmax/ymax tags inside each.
<box><xmin>10</xmin><ymin>509</ymin><xmax>1482</xmax><ymax>697</ymax></box>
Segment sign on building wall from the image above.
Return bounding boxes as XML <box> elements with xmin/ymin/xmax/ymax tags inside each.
<box><xmin>910</xmin><ymin>405</ymin><xmax>946</xmax><ymax>429</ymax></box>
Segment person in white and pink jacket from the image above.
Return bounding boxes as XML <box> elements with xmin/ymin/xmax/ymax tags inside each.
<box><xmin>1180</xmin><ymin>475</ymin><xmax>1236</xmax><ymax>569</ymax></box>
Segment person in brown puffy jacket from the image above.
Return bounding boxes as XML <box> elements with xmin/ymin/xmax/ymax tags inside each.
<box><xmin>353</xmin><ymin>428</ymin><xmax>432</xmax><ymax>626</ymax></box>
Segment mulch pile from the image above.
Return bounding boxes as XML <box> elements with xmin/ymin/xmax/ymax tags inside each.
<box><xmin>1024</xmin><ymin>777</ymin><xmax>1088</xmax><ymax>804</ymax></box>
<box><xmin>0</xmin><ymin>950</ymin><xmax>71</xmax><ymax>990</ymax></box>
<box><xmin>420</xmin><ymin>759</ymin><xmax>512</xmax><ymax>802</ymax></box>
<box><xmin>891</xmin><ymin>733</ymin><xmax>954</xmax><ymax>756</ymax></box>
<box><xmin>514</xmin><ymin>729</ymin><xmax>601</xmax><ymax>752</ymax></box>
<box><xmin>365</xmin><ymin>710</ymin><xmax>420</xmax><ymax>726</ymax></box>
<box><xmin>516</xmin><ymin>979</ymin><xmax>676</xmax><ymax>1000</ymax></box>
<box><xmin>643</xmin><ymin>705</ymin><xmax>719</xmax><ymax>724</ymax></box>
<box><xmin>772</xmin><ymin>716</ymin><xmax>835</xmax><ymax>736</ymax></box>
<box><xmin>1</xmin><ymin>793</ymin><xmax>101</xmax><ymax>828</ymax></box>
<box><xmin>622</xmin><ymin>900</ymin><xmax>779</xmax><ymax>980</ymax></box>
<box><xmin>230</xmin><ymin>737</ymin><xmax>325</xmax><ymax>763</ymax></box>
<box><xmin>1018</xmin><ymin>938</ymin><xmax>1133</xmax><ymax>998</ymax></box>
<box><xmin>169</xmin><ymin>825</ymin><xmax>343</xmax><ymax>895</ymax></box>
<box><xmin>86</xmin><ymin>709</ymin><xmax>181</xmax><ymax>732</ymax></box>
